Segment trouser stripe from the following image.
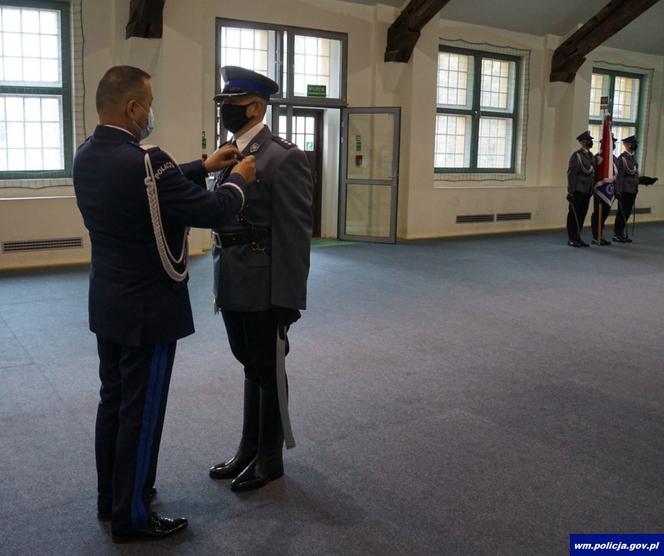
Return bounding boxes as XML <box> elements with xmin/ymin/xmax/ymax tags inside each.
<box><xmin>130</xmin><ymin>343</ymin><xmax>168</xmax><ymax>528</ymax></box>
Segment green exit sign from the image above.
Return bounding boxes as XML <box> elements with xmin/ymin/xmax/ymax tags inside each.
<box><xmin>307</xmin><ymin>84</ymin><xmax>327</xmax><ymax>98</ymax></box>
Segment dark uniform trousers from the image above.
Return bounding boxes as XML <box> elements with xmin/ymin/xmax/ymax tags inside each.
<box><xmin>591</xmin><ymin>195</ymin><xmax>611</xmax><ymax>240</ymax></box>
<box><xmin>614</xmin><ymin>192</ymin><xmax>637</xmax><ymax>237</ymax></box>
<box><xmin>95</xmin><ymin>338</ymin><xmax>176</xmax><ymax>534</ymax></box>
<box><xmin>567</xmin><ymin>192</ymin><xmax>591</xmax><ymax>242</ymax></box>
<box><xmin>221</xmin><ymin>310</ymin><xmax>288</xmax><ymax>392</ymax></box>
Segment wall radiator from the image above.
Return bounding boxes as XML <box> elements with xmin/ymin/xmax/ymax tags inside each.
<box><xmin>2</xmin><ymin>237</ymin><xmax>84</xmax><ymax>253</ymax></box>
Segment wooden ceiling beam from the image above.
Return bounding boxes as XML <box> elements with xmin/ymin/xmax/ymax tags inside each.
<box><xmin>550</xmin><ymin>0</ymin><xmax>661</xmax><ymax>83</ymax></box>
<box><xmin>126</xmin><ymin>0</ymin><xmax>166</xmax><ymax>40</ymax></box>
<box><xmin>385</xmin><ymin>0</ymin><xmax>451</xmax><ymax>63</ymax></box>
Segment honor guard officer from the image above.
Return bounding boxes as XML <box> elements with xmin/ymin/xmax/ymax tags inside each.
<box><xmin>614</xmin><ymin>135</ymin><xmax>640</xmax><ymax>243</ymax></box>
<box><xmin>208</xmin><ymin>66</ymin><xmax>313</xmax><ymax>491</ymax></box>
<box><xmin>566</xmin><ymin>131</ymin><xmax>595</xmax><ymax>247</ymax></box>
<box><xmin>591</xmin><ymin>134</ymin><xmax>618</xmax><ymax>246</ymax></box>
<box><xmin>73</xmin><ymin>66</ymin><xmax>256</xmax><ymax>542</ymax></box>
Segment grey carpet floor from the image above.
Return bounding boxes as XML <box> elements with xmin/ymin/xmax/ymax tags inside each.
<box><xmin>1</xmin><ymin>225</ymin><xmax>664</xmax><ymax>556</ymax></box>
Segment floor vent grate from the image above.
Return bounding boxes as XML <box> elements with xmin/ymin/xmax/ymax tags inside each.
<box><xmin>456</xmin><ymin>214</ymin><xmax>494</xmax><ymax>224</ymax></box>
<box><xmin>2</xmin><ymin>237</ymin><xmax>83</xmax><ymax>253</ymax></box>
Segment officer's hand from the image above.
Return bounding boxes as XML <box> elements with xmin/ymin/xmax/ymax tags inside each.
<box><xmin>272</xmin><ymin>305</ymin><xmax>301</xmax><ymax>336</ymax></box>
<box><xmin>615</xmin><ymin>192</ymin><xmax>622</xmax><ymax>200</ymax></box>
<box><xmin>231</xmin><ymin>155</ymin><xmax>256</xmax><ymax>184</ymax></box>
<box><xmin>566</xmin><ymin>193</ymin><xmax>574</xmax><ymax>202</ymax></box>
<box><xmin>204</xmin><ymin>145</ymin><xmax>242</xmax><ymax>172</ymax></box>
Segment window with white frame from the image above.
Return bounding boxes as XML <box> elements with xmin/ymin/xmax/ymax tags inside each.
<box><xmin>588</xmin><ymin>70</ymin><xmax>642</xmax><ymax>157</ymax></box>
<box><xmin>435</xmin><ymin>47</ymin><xmax>520</xmax><ymax>173</ymax></box>
<box><xmin>0</xmin><ymin>1</ymin><xmax>71</xmax><ymax>179</ymax></box>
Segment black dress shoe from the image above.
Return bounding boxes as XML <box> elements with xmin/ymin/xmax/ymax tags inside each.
<box><xmin>600</xmin><ymin>238</ymin><xmax>611</xmax><ymax>246</ymax></box>
<box><xmin>112</xmin><ymin>513</ymin><xmax>188</xmax><ymax>543</ymax></box>
<box><xmin>591</xmin><ymin>238</ymin><xmax>601</xmax><ymax>246</ymax></box>
<box><xmin>567</xmin><ymin>240</ymin><xmax>581</xmax><ymax>248</ymax></box>
<box><xmin>231</xmin><ymin>454</ymin><xmax>284</xmax><ymax>492</ymax></box>
<box><xmin>210</xmin><ymin>451</ymin><xmax>256</xmax><ymax>480</ymax></box>
<box><xmin>578</xmin><ymin>240</ymin><xmax>590</xmax><ymax>247</ymax></box>
<box><xmin>625</xmin><ymin>237</ymin><xmax>633</xmax><ymax>243</ymax></box>
<box><xmin>613</xmin><ymin>234</ymin><xmax>626</xmax><ymax>243</ymax></box>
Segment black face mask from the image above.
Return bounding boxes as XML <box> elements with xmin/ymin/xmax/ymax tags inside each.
<box><xmin>587</xmin><ymin>140</ymin><xmax>594</xmax><ymax>150</ymax></box>
<box><xmin>221</xmin><ymin>103</ymin><xmax>252</xmax><ymax>134</ymax></box>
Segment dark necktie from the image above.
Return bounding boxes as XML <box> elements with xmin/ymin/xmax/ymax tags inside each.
<box><xmin>215</xmin><ymin>140</ymin><xmax>238</xmax><ymax>190</ymax></box>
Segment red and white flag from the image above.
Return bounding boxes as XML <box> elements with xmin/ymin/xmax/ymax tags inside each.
<box><xmin>595</xmin><ymin>112</ymin><xmax>615</xmax><ymax>205</ymax></box>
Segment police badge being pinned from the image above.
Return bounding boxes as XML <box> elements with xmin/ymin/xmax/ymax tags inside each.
<box><xmin>249</xmin><ymin>142</ymin><xmax>260</xmax><ymax>154</ymax></box>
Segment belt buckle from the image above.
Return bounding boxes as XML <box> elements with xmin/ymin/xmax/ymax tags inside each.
<box><xmin>212</xmin><ymin>232</ymin><xmax>222</xmax><ymax>249</ymax></box>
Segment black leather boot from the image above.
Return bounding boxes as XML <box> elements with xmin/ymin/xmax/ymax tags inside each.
<box><xmin>209</xmin><ymin>379</ymin><xmax>259</xmax><ymax>480</ymax></box>
<box><xmin>231</xmin><ymin>387</ymin><xmax>284</xmax><ymax>492</ymax></box>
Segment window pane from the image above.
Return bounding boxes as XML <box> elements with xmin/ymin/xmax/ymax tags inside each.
<box><xmin>480</xmin><ymin>58</ymin><xmax>515</xmax><ymax>112</ymax></box>
<box><xmin>293</xmin><ymin>34</ymin><xmax>341</xmax><ymax>98</ymax></box>
<box><xmin>613</xmin><ymin>76</ymin><xmax>639</xmax><ymax>123</ymax></box>
<box><xmin>437</xmin><ymin>52</ymin><xmax>473</xmax><ymax>109</ymax></box>
<box><xmin>290</xmin><ymin>116</ymin><xmax>315</xmax><ymax>151</ymax></box>
<box><xmin>0</xmin><ymin>6</ymin><xmax>61</xmax><ymax>85</ymax></box>
<box><xmin>589</xmin><ymin>73</ymin><xmax>610</xmax><ymax>118</ymax></box>
<box><xmin>434</xmin><ymin>114</ymin><xmax>471</xmax><ymax>169</ymax></box>
<box><xmin>0</xmin><ymin>94</ymin><xmax>64</xmax><ymax>171</ymax></box>
<box><xmin>477</xmin><ymin>117</ymin><xmax>513</xmax><ymax>169</ymax></box>
<box><xmin>588</xmin><ymin>124</ymin><xmax>601</xmax><ymax>146</ymax></box>
<box><xmin>220</xmin><ymin>27</ymin><xmax>276</xmax><ymax>89</ymax></box>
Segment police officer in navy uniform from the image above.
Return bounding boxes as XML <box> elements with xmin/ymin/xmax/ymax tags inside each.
<box><xmin>73</xmin><ymin>66</ymin><xmax>256</xmax><ymax>542</ymax></box>
<box><xmin>590</xmin><ymin>134</ymin><xmax>618</xmax><ymax>246</ymax></box>
<box><xmin>566</xmin><ymin>131</ymin><xmax>595</xmax><ymax>247</ymax></box>
<box><xmin>208</xmin><ymin>67</ymin><xmax>313</xmax><ymax>491</ymax></box>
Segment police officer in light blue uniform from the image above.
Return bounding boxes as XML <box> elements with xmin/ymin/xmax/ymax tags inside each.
<box><xmin>73</xmin><ymin>66</ymin><xmax>256</xmax><ymax>543</ymax></box>
<box><xmin>566</xmin><ymin>131</ymin><xmax>595</xmax><ymax>247</ymax></box>
<box><xmin>208</xmin><ymin>67</ymin><xmax>313</xmax><ymax>492</ymax></box>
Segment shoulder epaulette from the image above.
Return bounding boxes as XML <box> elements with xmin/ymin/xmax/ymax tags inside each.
<box><xmin>271</xmin><ymin>135</ymin><xmax>296</xmax><ymax>150</ymax></box>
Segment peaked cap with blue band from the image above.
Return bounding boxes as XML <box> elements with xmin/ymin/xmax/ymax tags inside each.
<box><xmin>622</xmin><ymin>135</ymin><xmax>638</xmax><ymax>146</ymax></box>
<box><xmin>214</xmin><ymin>66</ymin><xmax>279</xmax><ymax>101</ymax></box>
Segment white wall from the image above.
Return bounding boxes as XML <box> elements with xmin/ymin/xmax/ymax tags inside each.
<box><xmin>1</xmin><ymin>0</ymin><xmax>663</xmax><ymax>269</ymax></box>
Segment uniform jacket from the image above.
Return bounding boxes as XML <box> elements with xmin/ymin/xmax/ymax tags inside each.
<box><xmin>74</xmin><ymin>125</ymin><xmax>246</xmax><ymax>346</ymax></box>
<box><xmin>615</xmin><ymin>152</ymin><xmax>639</xmax><ymax>194</ymax></box>
<box><xmin>567</xmin><ymin>149</ymin><xmax>596</xmax><ymax>194</ymax></box>
<box><xmin>212</xmin><ymin>126</ymin><xmax>313</xmax><ymax>312</ymax></box>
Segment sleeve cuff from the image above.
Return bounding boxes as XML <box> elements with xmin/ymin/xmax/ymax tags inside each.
<box><xmin>221</xmin><ymin>174</ymin><xmax>247</xmax><ymax>209</ymax></box>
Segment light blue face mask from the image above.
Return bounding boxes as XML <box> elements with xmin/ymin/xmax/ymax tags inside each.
<box><xmin>137</xmin><ymin>103</ymin><xmax>155</xmax><ymax>141</ymax></box>
<box><xmin>142</xmin><ymin>107</ymin><xmax>155</xmax><ymax>140</ymax></box>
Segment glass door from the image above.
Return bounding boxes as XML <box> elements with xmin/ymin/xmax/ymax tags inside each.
<box><xmin>340</xmin><ymin>107</ymin><xmax>400</xmax><ymax>243</ymax></box>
